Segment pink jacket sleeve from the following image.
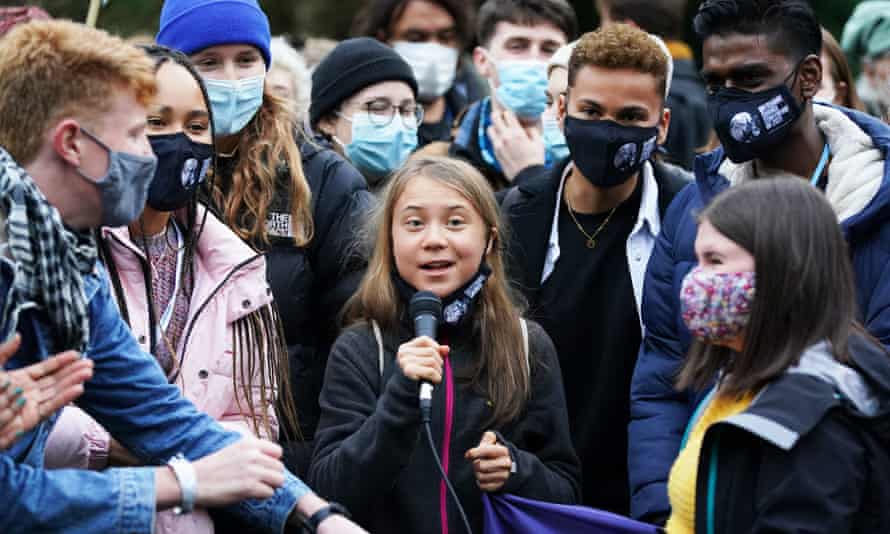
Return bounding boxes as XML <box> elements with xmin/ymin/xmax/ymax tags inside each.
<box><xmin>44</xmin><ymin>406</ymin><xmax>111</xmax><ymax>470</ymax></box>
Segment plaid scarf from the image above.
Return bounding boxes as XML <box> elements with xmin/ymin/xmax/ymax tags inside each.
<box><xmin>0</xmin><ymin>147</ymin><xmax>96</xmax><ymax>352</ymax></box>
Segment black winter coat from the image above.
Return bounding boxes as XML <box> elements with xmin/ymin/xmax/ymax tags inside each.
<box><xmin>309</xmin><ymin>319</ymin><xmax>581</xmax><ymax>534</ymax></box>
<box><xmin>690</xmin><ymin>335</ymin><xmax>890</xmax><ymax>534</ymax></box>
<box><xmin>215</xmin><ymin>139</ymin><xmax>373</xmax><ymax>475</ymax></box>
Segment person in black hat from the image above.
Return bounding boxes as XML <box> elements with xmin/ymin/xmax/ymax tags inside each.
<box><xmin>311</xmin><ymin>37</ymin><xmax>421</xmax><ymax>191</ymax></box>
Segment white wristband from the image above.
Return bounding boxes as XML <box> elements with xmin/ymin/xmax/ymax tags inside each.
<box><xmin>167</xmin><ymin>453</ymin><xmax>197</xmax><ymax>514</ymax></box>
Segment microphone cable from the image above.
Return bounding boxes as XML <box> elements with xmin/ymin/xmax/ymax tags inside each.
<box><xmin>410</xmin><ymin>291</ymin><xmax>473</xmax><ymax>534</ymax></box>
<box><xmin>422</xmin><ymin>404</ymin><xmax>473</xmax><ymax>534</ymax></box>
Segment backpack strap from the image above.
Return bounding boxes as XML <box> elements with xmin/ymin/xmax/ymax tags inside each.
<box><xmin>372</xmin><ymin>320</ymin><xmax>385</xmax><ymax>381</ymax></box>
<box><xmin>520</xmin><ymin>318</ymin><xmax>530</xmax><ymax>377</ymax></box>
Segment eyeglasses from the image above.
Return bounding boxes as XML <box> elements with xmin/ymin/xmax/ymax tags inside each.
<box><xmin>341</xmin><ymin>98</ymin><xmax>424</xmax><ymax>128</ymax></box>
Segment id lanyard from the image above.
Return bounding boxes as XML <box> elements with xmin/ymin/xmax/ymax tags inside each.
<box><xmin>156</xmin><ymin>220</ymin><xmax>185</xmax><ymax>343</ymax></box>
<box><xmin>810</xmin><ymin>143</ymin><xmax>831</xmax><ymax>187</ymax></box>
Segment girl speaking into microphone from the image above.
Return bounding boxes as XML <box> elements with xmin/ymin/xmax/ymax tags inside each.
<box><xmin>309</xmin><ymin>156</ymin><xmax>580</xmax><ymax>533</ymax></box>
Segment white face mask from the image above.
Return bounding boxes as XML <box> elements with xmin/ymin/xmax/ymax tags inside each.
<box><xmin>392</xmin><ymin>41</ymin><xmax>459</xmax><ymax>102</ymax></box>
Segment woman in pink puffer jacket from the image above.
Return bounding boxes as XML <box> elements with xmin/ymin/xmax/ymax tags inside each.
<box><xmin>44</xmin><ymin>46</ymin><xmax>298</xmax><ymax>534</ymax></box>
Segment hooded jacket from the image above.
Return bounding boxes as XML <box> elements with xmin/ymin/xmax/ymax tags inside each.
<box><xmin>309</xmin><ymin>319</ymin><xmax>580</xmax><ymax>534</ymax></box>
<box><xmin>629</xmin><ymin>104</ymin><xmax>890</xmax><ymax>523</ymax></box>
<box><xmin>684</xmin><ymin>335</ymin><xmax>890</xmax><ymax>533</ymax></box>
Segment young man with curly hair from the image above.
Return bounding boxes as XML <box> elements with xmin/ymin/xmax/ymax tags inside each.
<box><xmin>502</xmin><ymin>23</ymin><xmax>690</xmax><ymax>514</ymax></box>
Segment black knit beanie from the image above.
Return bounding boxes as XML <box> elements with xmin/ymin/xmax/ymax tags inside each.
<box><xmin>310</xmin><ymin>37</ymin><xmax>418</xmax><ymax>127</ymax></box>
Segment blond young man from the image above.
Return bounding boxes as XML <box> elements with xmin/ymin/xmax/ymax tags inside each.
<box><xmin>0</xmin><ymin>20</ymin><xmax>363</xmax><ymax>533</ymax></box>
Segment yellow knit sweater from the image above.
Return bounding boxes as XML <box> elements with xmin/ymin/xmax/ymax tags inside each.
<box><xmin>665</xmin><ymin>392</ymin><xmax>756</xmax><ymax>534</ymax></box>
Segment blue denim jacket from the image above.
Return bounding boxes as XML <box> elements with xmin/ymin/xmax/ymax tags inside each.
<box><xmin>0</xmin><ymin>256</ymin><xmax>309</xmax><ymax>533</ymax></box>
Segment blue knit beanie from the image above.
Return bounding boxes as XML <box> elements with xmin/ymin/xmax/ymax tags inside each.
<box><xmin>156</xmin><ymin>0</ymin><xmax>271</xmax><ymax>67</ymax></box>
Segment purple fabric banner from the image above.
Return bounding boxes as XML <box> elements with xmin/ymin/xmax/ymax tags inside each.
<box><xmin>483</xmin><ymin>494</ymin><xmax>660</xmax><ymax>534</ymax></box>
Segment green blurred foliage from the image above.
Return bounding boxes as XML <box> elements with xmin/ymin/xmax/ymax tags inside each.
<box><xmin>10</xmin><ymin>0</ymin><xmax>866</xmax><ymax>48</ymax></box>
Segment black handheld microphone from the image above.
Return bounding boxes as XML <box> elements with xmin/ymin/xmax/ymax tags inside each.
<box><xmin>409</xmin><ymin>291</ymin><xmax>442</xmax><ymax>422</ymax></box>
<box><xmin>409</xmin><ymin>291</ymin><xmax>474</xmax><ymax>534</ymax></box>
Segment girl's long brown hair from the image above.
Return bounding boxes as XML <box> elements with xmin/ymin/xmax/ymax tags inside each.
<box><xmin>344</xmin><ymin>157</ymin><xmax>531</xmax><ymax>426</ymax></box>
<box><xmin>210</xmin><ymin>88</ymin><xmax>314</xmax><ymax>248</ymax></box>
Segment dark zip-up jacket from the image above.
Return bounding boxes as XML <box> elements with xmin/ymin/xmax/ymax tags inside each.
<box><xmin>309</xmin><ymin>319</ymin><xmax>580</xmax><ymax>534</ymax></box>
<box><xmin>216</xmin><ymin>138</ymin><xmax>373</xmax><ymax>476</ymax></box>
<box><xmin>687</xmin><ymin>335</ymin><xmax>890</xmax><ymax>533</ymax></box>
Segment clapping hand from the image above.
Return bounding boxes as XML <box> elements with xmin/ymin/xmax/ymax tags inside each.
<box><xmin>0</xmin><ymin>334</ymin><xmax>94</xmax><ymax>449</ymax></box>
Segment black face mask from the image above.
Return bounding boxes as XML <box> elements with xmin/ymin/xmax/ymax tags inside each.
<box><xmin>147</xmin><ymin>133</ymin><xmax>213</xmax><ymax>212</ymax></box>
<box><xmin>708</xmin><ymin>66</ymin><xmax>803</xmax><ymax>163</ymax></box>
<box><xmin>564</xmin><ymin>116</ymin><xmax>658</xmax><ymax>188</ymax></box>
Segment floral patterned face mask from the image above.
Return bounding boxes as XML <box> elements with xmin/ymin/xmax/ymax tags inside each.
<box><xmin>680</xmin><ymin>267</ymin><xmax>756</xmax><ymax>344</ymax></box>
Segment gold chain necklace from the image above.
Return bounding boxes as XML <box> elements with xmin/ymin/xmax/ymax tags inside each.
<box><xmin>564</xmin><ymin>192</ymin><xmax>618</xmax><ymax>249</ymax></box>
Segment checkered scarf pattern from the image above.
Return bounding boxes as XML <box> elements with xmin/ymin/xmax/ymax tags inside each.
<box><xmin>0</xmin><ymin>147</ymin><xmax>96</xmax><ymax>352</ymax></box>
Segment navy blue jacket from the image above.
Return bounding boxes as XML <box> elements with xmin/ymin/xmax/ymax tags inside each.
<box><xmin>628</xmin><ymin>105</ymin><xmax>890</xmax><ymax>523</ymax></box>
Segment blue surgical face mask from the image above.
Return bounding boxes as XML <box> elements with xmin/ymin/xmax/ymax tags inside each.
<box><xmin>204</xmin><ymin>74</ymin><xmax>265</xmax><ymax>136</ymax></box>
<box><xmin>543</xmin><ymin>116</ymin><xmax>570</xmax><ymax>162</ymax></box>
<box><xmin>336</xmin><ymin>113</ymin><xmax>418</xmax><ymax>186</ymax></box>
<box><xmin>75</xmin><ymin>128</ymin><xmax>158</xmax><ymax>228</ymax></box>
<box><xmin>493</xmin><ymin>58</ymin><xmax>548</xmax><ymax>118</ymax></box>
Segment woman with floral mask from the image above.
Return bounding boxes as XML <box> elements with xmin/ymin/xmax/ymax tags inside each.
<box><xmin>309</xmin><ymin>156</ymin><xmax>580</xmax><ymax>534</ymax></box>
<box><xmin>156</xmin><ymin>0</ymin><xmax>373</xmax><ymax>477</ymax></box>
<box><xmin>43</xmin><ymin>45</ymin><xmax>300</xmax><ymax>534</ymax></box>
<box><xmin>665</xmin><ymin>178</ymin><xmax>890</xmax><ymax>534</ymax></box>
<box><xmin>310</xmin><ymin>37</ymin><xmax>421</xmax><ymax>191</ymax></box>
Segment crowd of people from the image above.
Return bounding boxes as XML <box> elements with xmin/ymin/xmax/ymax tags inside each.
<box><xmin>0</xmin><ymin>0</ymin><xmax>889</xmax><ymax>533</ymax></box>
